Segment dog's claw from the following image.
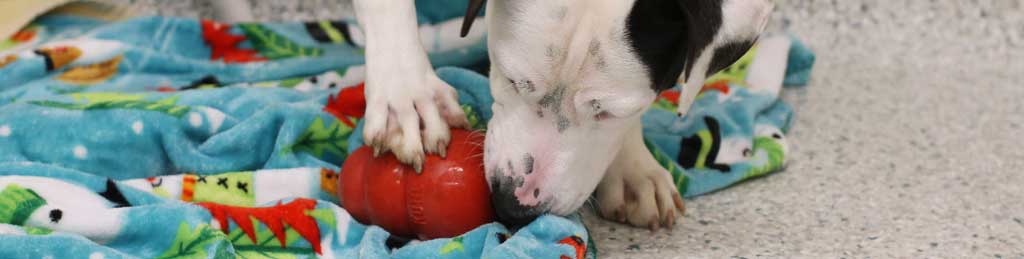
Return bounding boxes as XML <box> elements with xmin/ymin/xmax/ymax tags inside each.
<box><xmin>413</xmin><ymin>159</ymin><xmax>423</xmax><ymax>174</ymax></box>
<box><xmin>438</xmin><ymin>140</ymin><xmax>447</xmax><ymax>158</ymax></box>
<box><xmin>664</xmin><ymin>209</ymin><xmax>675</xmax><ymax>228</ymax></box>
<box><xmin>373</xmin><ymin>146</ymin><xmax>382</xmax><ymax>157</ymax></box>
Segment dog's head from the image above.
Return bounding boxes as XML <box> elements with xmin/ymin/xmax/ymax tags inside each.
<box><xmin>462</xmin><ymin>0</ymin><xmax>773</xmax><ymax>226</ymax></box>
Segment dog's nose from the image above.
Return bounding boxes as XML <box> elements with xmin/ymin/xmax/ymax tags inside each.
<box><xmin>490</xmin><ymin>182</ymin><xmax>542</xmax><ymax>228</ymax></box>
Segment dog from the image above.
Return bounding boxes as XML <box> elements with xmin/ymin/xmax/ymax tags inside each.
<box><xmin>214</xmin><ymin>0</ymin><xmax>773</xmax><ymax>230</ymax></box>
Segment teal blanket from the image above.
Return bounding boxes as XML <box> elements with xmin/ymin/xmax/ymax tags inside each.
<box><xmin>0</xmin><ymin>12</ymin><xmax>812</xmax><ymax>259</ymax></box>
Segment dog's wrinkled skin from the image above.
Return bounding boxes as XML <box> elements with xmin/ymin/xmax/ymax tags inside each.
<box><xmin>347</xmin><ymin>0</ymin><xmax>773</xmax><ymax>229</ymax></box>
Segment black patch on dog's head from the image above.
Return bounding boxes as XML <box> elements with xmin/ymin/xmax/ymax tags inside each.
<box><xmin>625</xmin><ymin>0</ymin><xmax>725</xmax><ymax>92</ymax></box>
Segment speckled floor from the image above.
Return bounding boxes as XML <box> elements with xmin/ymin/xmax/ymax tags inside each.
<box><xmin>104</xmin><ymin>0</ymin><xmax>1024</xmax><ymax>258</ymax></box>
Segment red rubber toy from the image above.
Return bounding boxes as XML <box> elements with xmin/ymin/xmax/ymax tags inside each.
<box><xmin>338</xmin><ymin>129</ymin><xmax>495</xmax><ymax>239</ymax></box>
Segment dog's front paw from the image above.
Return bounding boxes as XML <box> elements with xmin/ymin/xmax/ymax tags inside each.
<box><xmin>595</xmin><ymin>167</ymin><xmax>685</xmax><ymax>231</ymax></box>
<box><xmin>362</xmin><ymin>70</ymin><xmax>469</xmax><ymax>172</ymax></box>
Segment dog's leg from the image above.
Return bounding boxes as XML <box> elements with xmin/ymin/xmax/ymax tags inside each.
<box><xmin>595</xmin><ymin>122</ymin><xmax>685</xmax><ymax>230</ymax></box>
<box><xmin>353</xmin><ymin>0</ymin><xmax>469</xmax><ymax>171</ymax></box>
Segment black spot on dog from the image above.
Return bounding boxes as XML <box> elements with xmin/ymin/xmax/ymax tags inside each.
<box><xmin>546</xmin><ymin>45</ymin><xmax>564</xmax><ymax>61</ymax></box>
<box><xmin>772</xmin><ymin>133</ymin><xmax>782</xmax><ymax>139</ymax></box>
<box><xmin>557</xmin><ymin>116</ymin><xmax>570</xmax><ymax>132</ymax></box>
<box><xmin>521</xmin><ymin>80</ymin><xmax>536</xmax><ymax>92</ymax></box>
<box><xmin>539</xmin><ymin>85</ymin><xmax>566</xmax><ymax>109</ymax></box>
<box><xmin>539</xmin><ymin>85</ymin><xmax>571</xmax><ymax>132</ymax></box>
<box><xmin>594</xmin><ymin>54</ymin><xmax>608</xmax><ymax>71</ymax></box>
<box><xmin>533</xmin><ymin>188</ymin><xmax>540</xmax><ymax>198</ymax></box>
<box><xmin>49</xmin><ymin>209</ymin><xmax>63</xmax><ymax>223</ymax></box>
<box><xmin>522</xmin><ymin>154</ymin><xmax>535</xmax><ymax>175</ymax></box>
<box><xmin>589</xmin><ymin>40</ymin><xmax>608</xmax><ymax>70</ymax></box>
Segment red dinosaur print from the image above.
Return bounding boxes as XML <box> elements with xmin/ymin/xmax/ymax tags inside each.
<box><xmin>558</xmin><ymin>236</ymin><xmax>586</xmax><ymax>259</ymax></box>
<box><xmin>323</xmin><ymin>83</ymin><xmax>366</xmax><ymax>127</ymax></box>
<box><xmin>700</xmin><ymin>80</ymin><xmax>731</xmax><ymax>95</ymax></box>
<box><xmin>197</xmin><ymin>198</ymin><xmax>324</xmax><ymax>254</ymax></box>
<box><xmin>201</xmin><ymin>20</ymin><xmax>266</xmax><ymax>63</ymax></box>
<box><xmin>659</xmin><ymin>90</ymin><xmax>681</xmax><ymax>104</ymax></box>
<box><xmin>10</xmin><ymin>29</ymin><xmax>36</xmax><ymax>42</ymax></box>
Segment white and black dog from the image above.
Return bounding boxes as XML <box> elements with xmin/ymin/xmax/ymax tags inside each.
<box><xmin>215</xmin><ymin>0</ymin><xmax>772</xmax><ymax>230</ymax></box>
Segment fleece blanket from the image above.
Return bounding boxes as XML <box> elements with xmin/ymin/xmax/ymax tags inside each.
<box><xmin>0</xmin><ymin>11</ymin><xmax>813</xmax><ymax>259</ymax></box>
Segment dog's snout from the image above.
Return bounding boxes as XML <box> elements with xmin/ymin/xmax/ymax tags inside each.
<box><xmin>490</xmin><ymin>180</ymin><xmax>542</xmax><ymax>228</ymax></box>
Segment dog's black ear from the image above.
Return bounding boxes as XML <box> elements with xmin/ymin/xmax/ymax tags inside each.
<box><xmin>460</xmin><ymin>0</ymin><xmax>487</xmax><ymax>37</ymax></box>
<box><xmin>626</xmin><ymin>0</ymin><xmax>726</xmax><ymax>92</ymax></box>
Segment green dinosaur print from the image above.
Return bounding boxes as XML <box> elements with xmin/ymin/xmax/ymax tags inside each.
<box><xmin>304</xmin><ymin>208</ymin><xmax>336</xmax><ymax>227</ymax></box>
<box><xmin>228</xmin><ymin>226</ymin><xmax>309</xmax><ymax>259</ymax></box>
<box><xmin>440</xmin><ymin>236</ymin><xmax>465</xmax><ymax>255</ymax></box>
<box><xmin>199</xmin><ymin>199</ymin><xmax>324</xmax><ymax>258</ymax></box>
<box><xmin>23</xmin><ymin>226</ymin><xmax>53</xmax><ymax>235</ymax></box>
<box><xmin>462</xmin><ymin>105</ymin><xmax>485</xmax><ymax>130</ymax></box>
<box><xmin>29</xmin><ymin>92</ymin><xmax>190</xmax><ymax>117</ymax></box>
<box><xmin>284</xmin><ymin>117</ymin><xmax>354</xmax><ymax>162</ymax></box>
<box><xmin>192</xmin><ymin>171</ymin><xmax>256</xmax><ymax>207</ymax></box>
<box><xmin>0</xmin><ymin>184</ymin><xmax>47</xmax><ymax>226</ymax></box>
<box><xmin>744</xmin><ymin>136</ymin><xmax>785</xmax><ymax>180</ymax></box>
<box><xmin>155</xmin><ymin>223</ymin><xmax>232</xmax><ymax>259</ymax></box>
<box><xmin>238</xmin><ymin>23</ymin><xmax>323</xmax><ymax>60</ymax></box>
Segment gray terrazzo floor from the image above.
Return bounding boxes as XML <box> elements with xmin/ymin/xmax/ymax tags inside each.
<box><xmin>101</xmin><ymin>0</ymin><xmax>1024</xmax><ymax>258</ymax></box>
